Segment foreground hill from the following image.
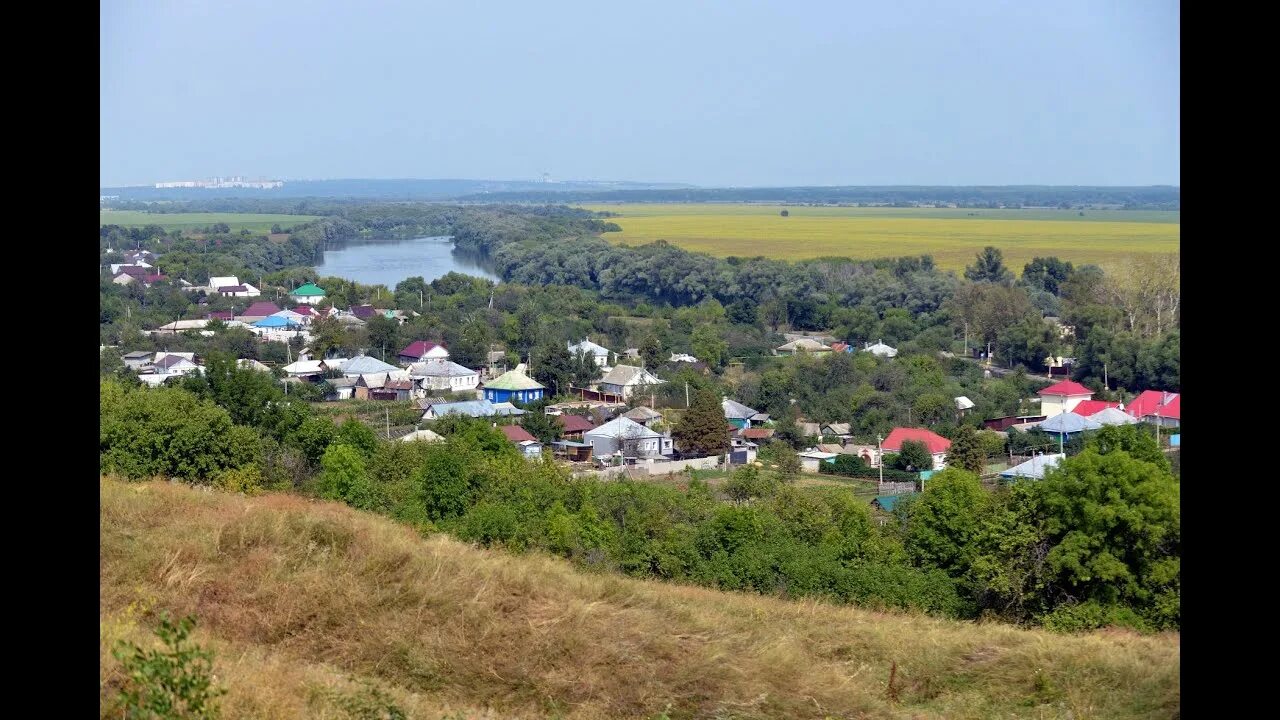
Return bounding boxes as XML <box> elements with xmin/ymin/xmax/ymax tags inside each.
<box><xmin>100</xmin><ymin>479</ymin><xmax>1179</xmax><ymax>719</ymax></box>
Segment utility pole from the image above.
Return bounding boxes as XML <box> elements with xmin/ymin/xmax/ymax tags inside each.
<box><xmin>1103</xmin><ymin>362</ymin><xmax>1109</xmax><ymax>390</ymax></box>
<box><xmin>877</xmin><ymin>434</ymin><xmax>884</xmax><ymax>493</ymax></box>
<box><xmin>685</xmin><ymin>381</ymin><xmax>690</xmax><ymax>408</ymax></box>
<box><xmin>963</xmin><ymin>321</ymin><xmax>968</xmax><ymax>356</ymax></box>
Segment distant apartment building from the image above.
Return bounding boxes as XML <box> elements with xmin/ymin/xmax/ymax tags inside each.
<box><xmin>155</xmin><ymin>176</ymin><xmax>284</xmax><ymax>189</ymax></box>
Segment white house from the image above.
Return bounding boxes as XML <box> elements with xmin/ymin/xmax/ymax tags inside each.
<box><xmin>583</xmin><ymin>416</ymin><xmax>673</xmax><ymax>458</ymax></box>
<box><xmin>288</xmin><ymin>283</ymin><xmax>327</xmax><ymax>305</ymax></box>
<box><xmin>862</xmin><ymin>340</ymin><xmax>899</xmax><ymax>358</ymax></box>
<box><xmin>798</xmin><ymin>449</ymin><xmax>839</xmax><ymax>473</ymax></box>
<box><xmin>1037</xmin><ymin>380</ymin><xmax>1094</xmax><ymax>418</ymax></box>
<box><xmin>407</xmin><ymin>359</ymin><xmax>480</xmax><ymax>395</ymax></box>
<box><xmin>569</xmin><ymin>338</ymin><xmax>612</xmax><ymax>367</ymax></box>
<box><xmin>670</xmin><ymin>352</ymin><xmax>699</xmax><ymax>363</ymax></box>
<box><xmin>598</xmin><ymin>364</ymin><xmax>665</xmax><ymax>400</ymax></box>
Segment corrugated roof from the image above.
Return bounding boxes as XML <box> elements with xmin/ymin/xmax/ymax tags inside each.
<box><xmin>341</xmin><ymin>355</ymin><xmax>398</xmax><ymax>375</ymax></box>
<box><xmin>400</xmin><ymin>340</ymin><xmax>447</xmax><ymax>358</ymax></box>
<box><xmin>1040</xmin><ymin>413</ymin><xmax>1102</xmax><ymax>433</ymax></box>
<box><xmin>583</xmin><ymin>416</ymin><xmax>661</xmax><ymax>440</ymax></box>
<box><xmin>484</xmin><ymin>368</ymin><xmax>545</xmax><ymax>391</ymax></box>
<box><xmin>1000</xmin><ymin>453</ymin><xmax>1065</xmax><ymax>480</ymax></box>
<box><xmin>883</xmin><ymin>427</ymin><xmax>952</xmax><ymax>454</ymax></box>
<box><xmin>1037</xmin><ymin>380</ymin><xmax>1093</xmax><ymax>397</ymax></box>
<box><xmin>1126</xmin><ymin>390</ymin><xmax>1180</xmax><ymax>420</ymax></box>
<box><xmin>557</xmin><ymin>414</ymin><xmax>596</xmax><ymax>433</ymax></box>
<box><xmin>290</xmin><ymin>282</ymin><xmax>325</xmax><ymax>296</ymax></box>
<box><xmin>407</xmin><ymin>359</ymin><xmax>477</xmax><ymax>378</ymax></box>
<box><xmin>721</xmin><ymin>398</ymin><xmax>759</xmax><ymax>420</ymax></box>
<box><xmin>600</xmin><ymin>364</ymin><xmax>664</xmax><ymax>387</ymax></box>
<box><xmin>499</xmin><ymin>425</ymin><xmax>537</xmax><ymax>443</ymax></box>
<box><xmin>622</xmin><ymin>406</ymin><xmax>663</xmax><ymax>421</ymax></box>
<box><xmin>241</xmin><ymin>301</ymin><xmax>282</xmax><ymax>317</ymax></box>
<box><xmin>1088</xmin><ymin>407</ymin><xmax>1139</xmax><ymax>426</ymax></box>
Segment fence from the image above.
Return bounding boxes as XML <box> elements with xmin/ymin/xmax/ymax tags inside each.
<box><xmin>878</xmin><ymin>481</ymin><xmax>919</xmax><ymax>496</ymax></box>
<box><xmin>579</xmin><ymin>455</ymin><xmax>723</xmax><ymax>479</ymax></box>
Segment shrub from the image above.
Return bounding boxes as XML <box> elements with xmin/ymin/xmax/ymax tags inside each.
<box><xmin>111</xmin><ymin>614</ymin><xmax>225</xmax><ymax>719</ymax></box>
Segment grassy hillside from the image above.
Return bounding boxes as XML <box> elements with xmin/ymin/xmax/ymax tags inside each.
<box><xmin>100</xmin><ymin>479</ymin><xmax>1179</xmax><ymax>719</ymax></box>
<box><xmin>582</xmin><ymin>203</ymin><xmax>1180</xmax><ymax>272</ymax></box>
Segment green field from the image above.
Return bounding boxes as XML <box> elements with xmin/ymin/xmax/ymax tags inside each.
<box><xmin>99</xmin><ymin>210</ymin><xmax>322</xmax><ymax>233</ymax></box>
<box><xmin>581</xmin><ymin>203</ymin><xmax>1180</xmax><ymax>272</ymax></box>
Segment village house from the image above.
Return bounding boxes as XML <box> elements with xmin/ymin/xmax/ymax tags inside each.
<box><xmin>121</xmin><ymin>350</ymin><xmax>153</xmax><ymax>370</ymax></box>
<box><xmin>597</xmin><ymin>364</ymin><xmax>665</xmax><ymax>400</ymax></box>
<box><xmin>568</xmin><ymin>338</ymin><xmax>612</xmax><ymax>367</ymax></box>
<box><xmin>798</xmin><ymin>449</ymin><xmax>839</xmax><ymax>472</ymax></box>
<box><xmin>722</xmin><ymin>398</ymin><xmax>762</xmax><ymax>429</ymax></box>
<box><xmin>499</xmin><ymin>425</ymin><xmax>543</xmax><ymax>459</ymax></box>
<box><xmin>238</xmin><ymin>301</ymin><xmax>283</xmax><ymax>323</ymax></box>
<box><xmin>556</xmin><ymin>413</ymin><xmax>596</xmax><ymax>440</ymax></box>
<box><xmin>327</xmin><ymin>377</ymin><xmax>357</xmax><ymax>400</ymax></box>
<box><xmin>420</xmin><ymin>399</ymin><xmax>525</xmax><ymax>421</ymax></box>
<box><xmin>482</xmin><ymin>367</ymin><xmax>545</xmax><ymax>404</ymax></box>
<box><xmin>406</xmin><ymin>358</ymin><xmax>479</xmax><ymax>396</ymax></box>
<box><xmin>1037</xmin><ymin>380</ymin><xmax>1095</xmax><ymax>418</ymax></box>
<box><xmin>288</xmin><ymin>282</ymin><xmax>326</xmax><ymax>305</ymax></box>
<box><xmin>1125</xmin><ymin>390</ymin><xmax>1180</xmax><ymax>428</ymax></box>
<box><xmin>774</xmin><ymin>338</ymin><xmax>832</xmax><ymax>356</ymax></box>
<box><xmin>583</xmin><ymin>416</ymin><xmax>673</xmax><ymax>459</ymax></box>
<box><xmin>821</xmin><ymin>423</ymin><xmax>853</xmax><ymax>441</ymax></box>
<box><xmin>621</xmin><ymin>406</ymin><xmax>664</xmax><ymax>428</ymax></box>
<box><xmin>882</xmin><ymin>427</ymin><xmax>952</xmax><ymax>470</ymax></box>
<box><xmin>862</xmin><ymin>340</ymin><xmax>899</xmax><ymax>358</ymax></box>
<box><xmin>399</xmin><ymin>340</ymin><xmax>450</xmax><ymax>364</ymax></box>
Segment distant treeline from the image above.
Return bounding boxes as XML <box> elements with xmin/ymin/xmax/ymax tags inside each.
<box><xmin>101</xmin><ymin>182</ymin><xmax>1178</xmax><ymax>209</ymax></box>
<box><xmin>455</xmin><ymin>185</ymin><xmax>1181</xmax><ymax>209</ymax></box>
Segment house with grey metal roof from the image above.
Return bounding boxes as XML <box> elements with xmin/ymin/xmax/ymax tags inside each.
<box><xmin>598</xmin><ymin>364</ymin><xmax>664</xmax><ymax>400</ymax></box>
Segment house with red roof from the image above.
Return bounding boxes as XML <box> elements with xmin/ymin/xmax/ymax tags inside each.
<box><xmin>1069</xmin><ymin>399</ymin><xmax>1121</xmax><ymax>418</ymax></box>
<box><xmin>240</xmin><ymin>301</ymin><xmax>282</xmax><ymax>321</ymax></box>
<box><xmin>556</xmin><ymin>413</ymin><xmax>596</xmax><ymax>439</ymax></box>
<box><xmin>1037</xmin><ymin>380</ymin><xmax>1094</xmax><ymax>418</ymax></box>
<box><xmin>1125</xmin><ymin>390</ymin><xmax>1180</xmax><ymax>428</ymax></box>
<box><xmin>882</xmin><ymin>427</ymin><xmax>952</xmax><ymax>470</ymax></box>
<box><xmin>399</xmin><ymin>340</ymin><xmax>449</xmax><ymax>364</ymax></box>
<box><xmin>499</xmin><ymin>424</ymin><xmax>543</xmax><ymax>459</ymax></box>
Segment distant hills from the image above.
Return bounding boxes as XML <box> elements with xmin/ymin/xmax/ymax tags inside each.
<box><xmin>99</xmin><ymin>179</ymin><xmax>1179</xmax><ymax>209</ymax></box>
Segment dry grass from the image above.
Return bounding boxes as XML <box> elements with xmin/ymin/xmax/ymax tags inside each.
<box><xmin>583</xmin><ymin>204</ymin><xmax>1180</xmax><ymax>272</ymax></box>
<box><xmin>101</xmin><ymin>478</ymin><xmax>1179</xmax><ymax>719</ymax></box>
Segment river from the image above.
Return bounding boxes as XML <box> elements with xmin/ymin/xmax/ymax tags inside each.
<box><xmin>313</xmin><ymin>235</ymin><xmax>500</xmax><ymax>288</ymax></box>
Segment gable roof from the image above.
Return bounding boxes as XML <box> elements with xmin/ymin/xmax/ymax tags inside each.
<box><xmin>407</xmin><ymin>359</ymin><xmax>476</xmax><ymax>378</ymax></box>
<box><xmin>1000</xmin><ymin>453</ymin><xmax>1065</xmax><ymax>480</ymax></box>
<box><xmin>556</xmin><ymin>414</ymin><xmax>596</xmax><ymax>433</ymax></box>
<box><xmin>954</xmin><ymin>396</ymin><xmax>975</xmax><ymax>410</ymax></box>
<box><xmin>721</xmin><ymin>398</ymin><xmax>760</xmax><ymax>420</ymax></box>
<box><xmin>241</xmin><ymin>301</ymin><xmax>282</xmax><ymax>317</ymax></box>
<box><xmin>823</xmin><ymin>422</ymin><xmax>852</xmax><ymax>435</ymax></box>
<box><xmin>499</xmin><ymin>425</ymin><xmax>538</xmax><ymax>443</ymax></box>
<box><xmin>1125</xmin><ymin>390</ymin><xmax>1180</xmax><ymax>420</ymax></box>
<box><xmin>398</xmin><ymin>428</ymin><xmax>444</xmax><ymax>443</ymax></box>
<box><xmin>622</xmin><ymin>406</ymin><xmax>663</xmax><ymax>422</ymax></box>
<box><xmin>568</xmin><ymin>338</ymin><xmax>610</xmax><ymax>356</ymax></box>
<box><xmin>252</xmin><ymin>315</ymin><xmax>298</xmax><ymax>328</ymax></box>
<box><xmin>882</xmin><ymin>427</ymin><xmax>952</xmax><ymax>454</ymax></box>
<box><xmin>583</xmin><ymin>416</ymin><xmax>662</xmax><ymax>440</ymax></box>
<box><xmin>341</xmin><ymin>355</ymin><xmax>398</xmax><ymax>375</ymax></box>
<box><xmin>217</xmin><ymin>285</ymin><xmax>248</xmax><ymax>293</ymax></box>
<box><xmin>400</xmin><ymin>340</ymin><xmax>447</xmax><ymax>358</ymax></box>
<box><xmin>1040</xmin><ymin>412</ymin><xmax>1102</xmax><ymax>434</ymax></box>
<box><xmin>600</xmin><ymin>364</ymin><xmax>664</xmax><ymax>387</ymax></box>
<box><xmin>1070</xmin><ymin>400</ymin><xmax>1120</xmax><ymax>417</ymax></box>
<box><xmin>290</xmin><ymin>282</ymin><xmax>326</xmax><ymax>296</ymax></box>
<box><xmin>1037</xmin><ymin>380</ymin><xmax>1093</xmax><ymax>397</ymax></box>
<box><xmin>777</xmin><ymin>338</ymin><xmax>831</xmax><ymax>352</ymax></box>
<box><xmin>282</xmin><ymin>360</ymin><xmax>325</xmax><ymax>375</ymax></box>
<box><xmin>742</xmin><ymin>428</ymin><xmax>775</xmax><ymax>440</ymax></box>
<box><xmin>1088</xmin><ymin>407</ymin><xmax>1139</xmax><ymax>426</ymax></box>
<box><xmin>208</xmin><ymin>276</ymin><xmax>240</xmax><ymax>289</ymax></box>
<box><xmin>862</xmin><ymin>340</ymin><xmax>898</xmax><ymax>357</ymax></box>
<box><xmin>350</xmin><ymin>305</ymin><xmax>379</xmax><ymax>320</ymax></box>
<box><xmin>484</xmin><ymin>368</ymin><xmax>545</xmax><ymax>391</ymax></box>
<box><xmin>423</xmin><ymin>399</ymin><xmax>524</xmax><ymax>418</ymax></box>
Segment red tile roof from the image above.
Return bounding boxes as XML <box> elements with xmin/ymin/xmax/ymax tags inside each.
<box><xmin>143</xmin><ymin>274</ymin><xmax>167</xmax><ymax>283</ymax></box>
<box><xmin>831</xmin><ymin>342</ymin><xmax>850</xmax><ymax>352</ymax></box>
<box><xmin>1126</xmin><ymin>390</ymin><xmax>1180</xmax><ymax>420</ymax></box>
<box><xmin>742</xmin><ymin>428</ymin><xmax>776</xmax><ymax>440</ymax></box>
<box><xmin>1037</xmin><ymin>380</ymin><xmax>1094</xmax><ymax>397</ymax></box>
<box><xmin>400</xmin><ymin>340</ymin><xmax>446</xmax><ymax>358</ymax></box>
<box><xmin>242</xmin><ymin>301</ymin><xmax>281</xmax><ymax>317</ymax></box>
<box><xmin>499</xmin><ymin>424</ymin><xmax>537</xmax><ymax>443</ymax></box>
<box><xmin>1070</xmin><ymin>400</ymin><xmax>1120</xmax><ymax>417</ymax></box>
<box><xmin>292</xmin><ymin>305</ymin><xmax>316</xmax><ymax>316</ymax></box>
<box><xmin>882</xmin><ymin>427</ymin><xmax>952</xmax><ymax>454</ymax></box>
<box><xmin>556</xmin><ymin>414</ymin><xmax>596</xmax><ymax>433</ymax></box>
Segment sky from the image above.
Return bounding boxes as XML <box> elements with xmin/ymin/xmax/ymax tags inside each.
<box><xmin>100</xmin><ymin>0</ymin><xmax>1179</xmax><ymax>188</ymax></box>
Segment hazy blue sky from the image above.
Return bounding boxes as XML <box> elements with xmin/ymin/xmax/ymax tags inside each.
<box><xmin>101</xmin><ymin>0</ymin><xmax>1179</xmax><ymax>187</ymax></box>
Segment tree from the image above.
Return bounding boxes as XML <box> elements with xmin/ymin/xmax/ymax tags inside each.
<box><xmin>366</xmin><ymin>314</ymin><xmax>399</xmax><ymax>360</ymax></box>
<box><xmin>947</xmin><ymin>282</ymin><xmax>1038</xmax><ymax>351</ymax></box>
<box><xmin>780</xmin><ymin>209</ymin><xmax>790</xmax><ymax>217</ymax></box>
<box><xmin>520</xmin><ymin>410</ymin><xmax>562</xmax><ymax>444</ymax></box>
<box><xmin>947</xmin><ymin>425</ymin><xmax>986</xmax><ymax>476</ymax></box>
<box><xmin>112</xmin><ymin>614</ymin><xmax>225</xmax><ymax>719</ymax></box>
<box><xmin>1021</xmin><ymin>257</ymin><xmax>1075</xmax><ymax>295</ymax></box>
<box><xmin>639</xmin><ymin>333</ymin><xmax>665</xmax><ymax>369</ymax></box>
<box><xmin>337</xmin><ymin>418</ymin><xmax>380</xmax><ymax>457</ymax></box>
<box><xmin>904</xmin><ymin>467</ymin><xmax>987</xmax><ymax>574</ymax></box>
<box><xmin>672</xmin><ymin>386</ymin><xmax>731</xmax><ymax>456</ymax></box>
<box><xmin>570</xmin><ymin>349</ymin><xmax>602</xmax><ymax>387</ymax></box>
<box><xmin>964</xmin><ymin>246</ymin><xmax>1014</xmax><ymax>285</ymax></box>
<box><xmin>895</xmin><ymin>440</ymin><xmax>933</xmax><ymax>471</ymax></box>
<box><xmin>1036</xmin><ymin>448</ymin><xmax>1180</xmax><ymax>629</ymax></box>
<box><xmin>757</xmin><ymin>440</ymin><xmax>801</xmax><ymax>477</ymax></box>
<box><xmin>530</xmin><ymin>343</ymin><xmax>575</xmax><ymax>396</ymax></box>
<box><xmin>319</xmin><ymin>444</ymin><xmax>377</xmax><ymax>509</ymax></box>
<box><xmin>690</xmin><ymin>325</ymin><xmax>728</xmax><ymax>368</ymax></box>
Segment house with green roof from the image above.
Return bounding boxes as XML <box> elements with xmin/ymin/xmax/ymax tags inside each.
<box><xmin>482</xmin><ymin>367</ymin><xmax>545</xmax><ymax>404</ymax></box>
<box><xmin>289</xmin><ymin>282</ymin><xmax>326</xmax><ymax>305</ymax></box>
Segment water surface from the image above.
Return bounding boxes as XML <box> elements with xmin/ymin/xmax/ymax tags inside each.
<box><xmin>313</xmin><ymin>235</ymin><xmax>499</xmax><ymax>287</ymax></box>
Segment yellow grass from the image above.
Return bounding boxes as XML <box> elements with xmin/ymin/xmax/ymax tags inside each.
<box><xmin>582</xmin><ymin>204</ymin><xmax>1180</xmax><ymax>273</ymax></box>
<box><xmin>101</xmin><ymin>479</ymin><xmax>1179</xmax><ymax>719</ymax></box>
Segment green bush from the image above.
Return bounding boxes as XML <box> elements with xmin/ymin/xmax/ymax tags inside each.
<box><xmin>112</xmin><ymin>614</ymin><xmax>225</xmax><ymax>719</ymax></box>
